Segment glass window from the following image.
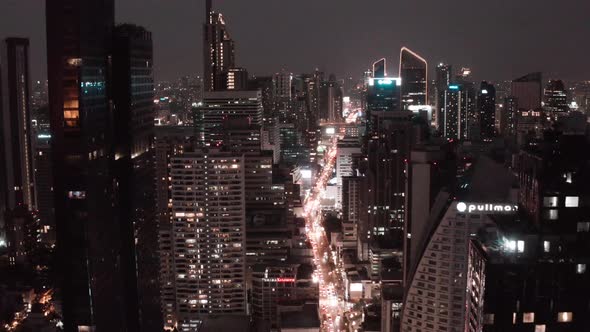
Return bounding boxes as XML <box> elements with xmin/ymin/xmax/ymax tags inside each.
<box><xmin>523</xmin><ymin>312</ymin><xmax>534</xmax><ymax>323</ymax></box>
<box><xmin>576</xmin><ymin>264</ymin><xmax>586</xmax><ymax>274</ymax></box>
<box><xmin>543</xmin><ymin>241</ymin><xmax>550</xmax><ymax>253</ymax></box>
<box><xmin>543</xmin><ymin>196</ymin><xmax>558</xmax><ymax>207</ymax></box>
<box><xmin>565</xmin><ymin>196</ymin><xmax>579</xmax><ymax>207</ymax></box>
<box><xmin>484</xmin><ymin>314</ymin><xmax>494</xmax><ymax>325</ymax></box>
<box><xmin>535</xmin><ymin>325</ymin><xmax>546</xmax><ymax>332</ymax></box>
<box><xmin>557</xmin><ymin>312</ymin><xmax>573</xmax><ymax>322</ymax></box>
<box><xmin>544</xmin><ymin>209</ymin><xmax>558</xmax><ymax>220</ymax></box>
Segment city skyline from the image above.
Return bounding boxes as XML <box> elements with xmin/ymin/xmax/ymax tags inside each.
<box><xmin>1</xmin><ymin>0</ymin><xmax>590</xmax><ymax>82</ymax></box>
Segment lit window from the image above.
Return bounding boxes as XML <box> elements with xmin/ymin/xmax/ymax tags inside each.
<box><xmin>535</xmin><ymin>325</ymin><xmax>546</xmax><ymax>332</ymax></box>
<box><xmin>577</xmin><ymin>222</ymin><xmax>590</xmax><ymax>232</ymax></box>
<box><xmin>543</xmin><ymin>241</ymin><xmax>550</xmax><ymax>253</ymax></box>
<box><xmin>565</xmin><ymin>196</ymin><xmax>579</xmax><ymax>208</ymax></box>
<box><xmin>68</xmin><ymin>191</ymin><xmax>86</xmax><ymax>199</ymax></box>
<box><xmin>557</xmin><ymin>312</ymin><xmax>573</xmax><ymax>322</ymax></box>
<box><xmin>543</xmin><ymin>196</ymin><xmax>558</xmax><ymax>207</ymax></box>
<box><xmin>517</xmin><ymin>241</ymin><xmax>525</xmax><ymax>253</ymax></box>
<box><xmin>576</xmin><ymin>264</ymin><xmax>586</xmax><ymax>274</ymax></box>
<box><xmin>512</xmin><ymin>313</ymin><xmax>517</xmax><ymax>324</ymax></box>
<box><xmin>545</xmin><ymin>209</ymin><xmax>558</xmax><ymax>220</ymax></box>
<box><xmin>523</xmin><ymin>312</ymin><xmax>535</xmax><ymax>323</ymax></box>
<box><xmin>484</xmin><ymin>314</ymin><xmax>494</xmax><ymax>324</ymax></box>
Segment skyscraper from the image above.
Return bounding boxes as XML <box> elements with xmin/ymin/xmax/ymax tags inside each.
<box><xmin>478</xmin><ymin>81</ymin><xmax>496</xmax><ymax>140</ymax></box>
<box><xmin>203</xmin><ymin>0</ymin><xmax>237</xmax><ymax>92</ymax></box>
<box><xmin>319</xmin><ymin>74</ymin><xmax>343</xmax><ymax>122</ymax></box>
<box><xmin>435</xmin><ymin>63</ymin><xmax>452</xmax><ymax>129</ymax></box>
<box><xmin>46</xmin><ymin>1</ymin><xmax>146</xmax><ymax>330</ymax></box>
<box><xmin>112</xmin><ymin>24</ymin><xmax>161</xmax><ymax>331</ymax></box>
<box><xmin>373</xmin><ymin>58</ymin><xmax>387</xmax><ymax>78</ymax></box>
<box><xmin>439</xmin><ymin>83</ymin><xmax>475</xmax><ymax>140</ymax></box>
<box><xmin>170</xmin><ymin>150</ymin><xmax>247</xmax><ymax>330</ymax></box>
<box><xmin>511</xmin><ymin>72</ymin><xmax>542</xmax><ymax>111</ymax></box>
<box><xmin>543</xmin><ymin>79</ymin><xmax>568</xmax><ymax>112</ymax></box>
<box><xmin>1</xmin><ymin>38</ymin><xmax>36</xmax><ymax>213</ymax></box>
<box><xmin>365</xmin><ymin>77</ymin><xmax>402</xmax><ymax>133</ymax></box>
<box><xmin>399</xmin><ymin>47</ymin><xmax>428</xmax><ymax>110</ymax></box>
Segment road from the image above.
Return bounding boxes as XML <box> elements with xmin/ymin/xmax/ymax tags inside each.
<box><xmin>303</xmin><ymin>112</ymin><xmax>362</xmax><ymax>331</ymax></box>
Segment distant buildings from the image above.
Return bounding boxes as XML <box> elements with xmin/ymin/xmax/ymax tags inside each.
<box><xmin>478</xmin><ymin>81</ymin><xmax>496</xmax><ymax>140</ymax></box>
<box><xmin>319</xmin><ymin>75</ymin><xmax>343</xmax><ymax>122</ymax></box>
<box><xmin>511</xmin><ymin>72</ymin><xmax>542</xmax><ymax>111</ymax></box>
<box><xmin>543</xmin><ymin>79</ymin><xmax>568</xmax><ymax>112</ymax></box>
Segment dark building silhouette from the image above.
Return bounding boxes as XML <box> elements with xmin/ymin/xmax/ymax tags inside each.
<box><xmin>46</xmin><ymin>1</ymin><xmax>156</xmax><ymax>331</ymax></box>
<box><xmin>434</xmin><ymin>63</ymin><xmax>452</xmax><ymax>129</ymax></box>
<box><xmin>319</xmin><ymin>74</ymin><xmax>343</xmax><ymax>122</ymax></box>
<box><xmin>399</xmin><ymin>47</ymin><xmax>428</xmax><ymax>110</ymax></box>
<box><xmin>1</xmin><ymin>38</ymin><xmax>36</xmax><ymax>215</ymax></box>
<box><xmin>478</xmin><ymin>81</ymin><xmax>496</xmax><ymax>140</ymax></box>
<box><xmin>112</xmin><ymin>24</ymin><xmax>161</xmax><ymax>332</ymax></box>
<box><xmin>365</xmin><ymin>77</ymin><xmax>401</xmax><ymax>134</ymax></box>
<box><xmin>511</xmin><ymin>72</ymin><xmax>542</xmax><ymax>111</ymax></box>
<box><xmin>373</xmin><ymin>58</ymin><xmax>387</xmax><ymax>78</ymax></box>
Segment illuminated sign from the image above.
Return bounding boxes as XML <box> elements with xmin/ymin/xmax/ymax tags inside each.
<box><xmin>448</xmin><ymin>85</ymin><xmax>460</xmax><ymax>90</ymax></box>
<box><xmin>326</xmin><ymin>127</ymin><xmax>336</xmax><ymax>135</ymax></box>
<box><xmin>456</xmin><ymin>202</ymin><xmax>518</xmax><ymax>214</ymax></box>
<box><xmin>481</xmin><ymin>89</ymin><xmax>488</xmax><ymax>94</ymax></box>
<box><xmin>301</xmin><ymin>169</ymin><xmax>312</xmax><ymax>179</ymax></box>
<box><xmin>369</xmin><ymin>77</ymin><xmax>401</xmax><ymax>87</ymax></box>
<box><xmin>263</xmin><ymin>278</ymin><xmax>295</xmax><ymax>283</ymax></box>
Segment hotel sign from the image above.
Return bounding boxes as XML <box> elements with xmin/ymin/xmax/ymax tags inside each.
<box><xmin>456</xmin><ymin>202</ymin><xmax>518</xmax><ymax>214</ymax></box>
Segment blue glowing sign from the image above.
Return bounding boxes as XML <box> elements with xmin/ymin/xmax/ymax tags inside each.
<box><xmin>448</xmin><ymin>85</ymin><xmax>460</xmax><ymax>90</ymax></box>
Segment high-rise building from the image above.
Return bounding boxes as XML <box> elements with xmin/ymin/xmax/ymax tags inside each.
<box><xmin>319</xmin><ymin>75</ymin><xmax>343</xmax><ymax>122</ymax></box>
<box><xmin>435</xmin><ymin>63</ymin><xmax>452</xmax><ymax>129</ymax></box>
<box><xmin>225</xmin><ymin>67</ymin><xmax>248</xmax><ymax>91</ymax></box>
<box><xmin>439</xmin><ymin>83</ymin><xmax>476</xmax><ymax>140</ymax></box>
<box><xmin>342</xmin><ymin>175</ymin><xmax>368</xmax><ymax>260</ymax></box>
<box><xmin>203</xmin><ymin>0</ymin><xmax>236</xmax><ymax>92</ymax></box>
<box><xmin>365</xmin><ymin>77</ymin><xmax>402</xmax><ymax>133</ymax></box>
<box><xmin>399</xmin><ymin>47</ymin><xmax>428</xmax><ymax>110</ymax></box>
<box><xmin>273</xmin><ymin>70</ymin><xmax>293</xmax><ymax>122</ymax></box>
<box><xmin>373</xmin><ymin>58</ymin><xmax>387</xmax><ymax>78</ymax></box>
<box><xmin>247</xmin><ymin>75</ymin><xmax>274</xmax><ymax>125</ymax></box>
<box><xmin>112</xmin><ymin>24</ymin><xmax>161</xmax><ymax>332</ymax></box>
<box><xmin>543</xmin><ymin>79</ymin><xmax>568</xmax><ymax>112</ymax></box>
<box><xmin>170</xmin><ymin>150</ymin><xmax>247</xmax><ymax>330</ymax></box>
<box><xmin>511</xmin><ymin>72</ymin><xmax>542</xmax><ymax>111</ymax></box>
<box><xmin>478</xmin><ymin>81</ymin><xmax>496</xmax><ymax>140</ymax></box>
<box><xmin>195</xmin><ymin>90</ymin><xmax>263</xmax><ymax>145</ymax></box>
<box><xmin>499</xmin><ymin>96</ymin><xmax>518</xmax><ymax>138</ymax></box>
<box><xmin>1</xmin><ymin>38</ymin><xmax>36</xmax><ymax>213</ymax></box>
<box><xmin>46</xmin><ymin>1</ymin><xmax>150</xmax><ymax>330</ymax></box>
<box><xmin>32</xmin><ymin>131</ymin><xmax>54</xmax><ymax>245</ymax></box>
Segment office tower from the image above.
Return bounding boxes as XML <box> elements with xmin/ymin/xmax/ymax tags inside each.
<box><xmin>373</xmin><ymin>58</ymin><xmax>387</xmax><ymax>78</ymax></box>
<box><xmin>365</xmin><ymin>110</ymin><xmax>413</xmax><ymax>248</ymax></box>
<box><xmin>543</xmin><ymin>79</ymin><xmax>568</xmax><ymax>112</ymax></box>
<box><xmin>203</xmin><ymin>0</ymin><xmax>236</xmax><ymax>91</ymax></box>
<box><xmin>195</xmin><ymin>90</ymin><xmax>263</xmax><ymax>145</ymax></box>
<box><xmin>403</xmin><ymin>145</ymin><xmax>455</xmax><ymax>286</ymax></box>
<box><xmin>33</xmin><ymin>132</ymin><xmax>55</xmax><ymax>245</ymax></box>
<box><xmin>365</xmin><ymin>77</ymin><xmax>402</xmax><ymax>133</ymax></box>
<box><xmin>319</xmin><ymin>74</ymin><xmax>343</xmax><ymax>122</ymax></box>
<box><xmin>500</xmin><ymin>96</ymin><xmax>518</xmax><ymax>137</ymax></box>
<box><xmin>336</xmin><ymin>137</ymin><xmax>361</xmax><ymax>208</ymax></box>
<box><xmin>226</xmin><ymin>67</ymin><xmax>248</xmax><ymax>90</ymax></box>
<box><xmin>439</xmin><ymin>83</ymin><xmax>475</xmax><ymax>140</ymax></box>
<box><xmin>399</xmin><ymin>47</ymin><xmax>428</xmax><ymax>110</ymax></box>
<box><xmin>248</xmin><ymin>75</ymin><xmax>274</xmax><ymax>125</ymax></box>
<box><xmin>170</xmin><ymin>150</ymin><xmax>247</xmax><ymax>330</ymax></box>
<box><xmin>478</xmin><ymin>81</ymin><xmax>496</xmax><ymax>140</ymax></box>
<box><xmin>273</xmin><ymin>70</ymin><xmax>293</xmax><ymax>122</ymax></box>
<box><xmin>511</xmin><ymin>72</ymin><xmax>542</xmax><ymax>110</ymax></box>
<box><xmin>46</xmin><ymin>0</ymin><xmax>126</xmax><ymax>330</ymax></box>
<box><xmin>1</xmin><ymin>38</ymin><xmax>36</xmax><ymax>213</ymax></box>
<box><xmin>4</xmin><ymin>207</ymin><xmax>39</xmax><ymax>266</ymax></box>
<box><xmin>274</xmin><ymin>122</ymin><xmax>308</xmax><ymax>165</ymax></box>
<box><xmin>112</xmin><ymin>24</ymin><xmax>161</xmax><ymax>331</ymax></box>
<box><xmin>435</xmin><ymin>63</ymin><xmax>452</xmax><ymax>129</ymax></box>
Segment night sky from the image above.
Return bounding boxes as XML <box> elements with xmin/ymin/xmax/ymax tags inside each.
<box><xmin>1</xmin><ymin>0</ymin><xmax>589</xmax><ymax>82</ymax></box>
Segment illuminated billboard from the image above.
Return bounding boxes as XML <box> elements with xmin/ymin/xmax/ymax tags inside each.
<box><xmin>456</xmin><ymin>202</ymin><xmax>518</xmax><ymax>214</ymax></box>
<box><xmin>368</xmin><ymin>77</ymin><xmax>401</xmax><ymax>87</ymax></box>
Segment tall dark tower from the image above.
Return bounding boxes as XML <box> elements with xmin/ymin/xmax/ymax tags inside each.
<box><xmin>46</xmin><ymin>1</ymin><xmax>143</xmax><ymax>331</ymax></box>
<box><xmin>373</xmin><ymin>58</ymin><xmax>386</xmax><ymax>78</ymax></box>
<box><xmin>478</xmin><ymin>81</ymin><xmax>496</xmax><ymax>140</ymax></box>
<box><xmin>203</xmin><ymin>0</ymin><xmax>236</xmax><ymax>91</ymax></box>
<box><xmin>399</xmin><ymin>47</ymin><xmax>428</xmax><ymax>110</ymax></box>
<box><xmin>1</xmin><ymin>38</ymin><xmax>36</xmax><ymax>213</ymax></box>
